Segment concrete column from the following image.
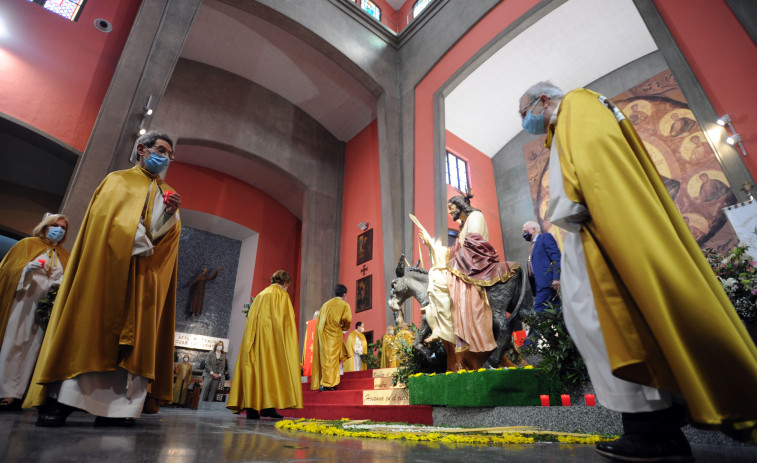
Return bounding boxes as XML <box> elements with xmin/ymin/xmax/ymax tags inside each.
<box><xmin>61</xmin><ymin>0</ymin><xmax>202</xmax><ymax>240</ymax></box>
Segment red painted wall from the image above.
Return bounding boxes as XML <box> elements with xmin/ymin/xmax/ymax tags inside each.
<box><xmin>445</xmin><ymin>130</ymin><xmax>505</xmax><ymax>258</ymax></box>
<box><xmin>412</xmin><ymin>0</ymin><xmax>539</xmax><ymax>322</ymax></box>
<box><xmin>0</xmin><ymin>0</ymin><xmax>141</xmax><ymax>151</ymax></box>
<box><xmin>414</xmin><ymin>0</ymin><xmax>539</xmax><ymax>241</ymax></box>
<box><xmin>165</xmin><ymin>163</ymin><xmax>302</xmax><ymax>329</ymax></box>
<box><xmin>652</xmin><ymin>0</ymin><xmax>757</xmax><ymax>178</ymax></box>
<box><xmin>341</xmin><ymin>120</ymin><xmax>386</xmax><ymax>343</ymax></box>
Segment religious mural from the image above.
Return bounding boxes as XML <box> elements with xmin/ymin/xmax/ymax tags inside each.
<box><xmin>524</xmin><ymin>70</ymin><xmax>739</xmax><ymax>253</ymax></box>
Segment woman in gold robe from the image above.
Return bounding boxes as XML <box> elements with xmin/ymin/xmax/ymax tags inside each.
<box><xmin>0</xmin><ymin>214</ymin><xmax>70</xmax><ymax>410</ymax></box>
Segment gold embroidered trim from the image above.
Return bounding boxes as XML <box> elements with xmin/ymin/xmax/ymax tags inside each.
<box><xmin>446</xmin><ymin>262</ymin><xmax>519</xmax><ymax>287</ymax></box>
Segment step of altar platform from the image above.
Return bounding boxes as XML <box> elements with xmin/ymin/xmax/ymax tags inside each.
<box><xmin>283</xmin><ymin>368</ymin><xmax>433</xmax><ymax>425</ymax></box>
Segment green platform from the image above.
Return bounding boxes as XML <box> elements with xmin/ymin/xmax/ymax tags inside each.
<box><xmin>407</xmin><ymin>368</ymin><xmax>560</xmax><ymax>407</ymax></box>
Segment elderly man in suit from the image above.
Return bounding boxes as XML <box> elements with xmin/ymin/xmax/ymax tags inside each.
<box><xmin>522</xmin><ymin>221</ymin><xmax>561</xmax><ymax>312</ymax></box>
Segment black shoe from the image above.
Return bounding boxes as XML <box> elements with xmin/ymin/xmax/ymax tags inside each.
<box><xmin>260</xmin><ymin>408</ymin><xmax>283</xmax><ymax>419</ymax></box>
<box><xmin>244</xmin><ymin>408</ymin><xmax>260</xmax><ymax>419</ymax></box>
<box><xmin>94</xmin><ymin>417</ymin><xmax>136</xmax><ymax>427</ymax></box>
<box><xmin>35</xmin><ymin>400</ymin><xmax>76</xmax><ymax>427</ymax></box>
<box><xmin>595</xmin><ymin>431</ymin><xmax>694</xmax><ymax>462</ymax></box>
<box><xmin>320</xmin><ymin>386</ymin><xmax>337</xmax><ymax>391</ymax></box>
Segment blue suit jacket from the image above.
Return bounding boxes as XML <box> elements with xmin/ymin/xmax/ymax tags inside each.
<box><xmin>531</xmin><ymin>232</ymin><xmax>561</xmax><ymax>290</ymax></box>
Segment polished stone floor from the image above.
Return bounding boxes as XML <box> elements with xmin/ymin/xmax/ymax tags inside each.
<box><xmin>1</xmin><ymin>408</ymin><xmax>756</xmax><ymax>462</ymax></box>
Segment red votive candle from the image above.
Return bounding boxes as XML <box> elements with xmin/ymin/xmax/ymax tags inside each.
<box><xmin>561</xmin><ymin>394</ymin><xmax>571</xmax><ymax>406</ymax></box>
<box><xmin>585</xmin><ymin>394</ymin><xmax>596</xmax><ymax>406</ymax></box>
<box><xmin>163</xmin><ymin>190</ymin><xmax>174</xmax><ymax>204</ymax></box>
<box><xmin>513</xmin><ymin>330</ymin><xmax>526</xmax><ymax>347</ymax></box>
<box><xmin>540</xmin><ymin>395</ymin><xmax>550</xmax><ymax>406</ymax></box>
<box><xmin>38</xmin><ymin>259</ymin><xmax>46</xmax><ymax>266</ymax></box>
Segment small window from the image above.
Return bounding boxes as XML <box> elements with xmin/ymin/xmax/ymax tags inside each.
<box><xmin>361</xmin><ymin>0</ymin><xmax>381</xmax><ymax>22</ymax></box>
<box><xmin>446</xmin><ymin>151</ymin><xmax>469</xmax><ymax>192</ymax></box>
<box><xmin>28</xmin><ymin>0</ymin><xmax>87</xmax><ymax>22</ymax></box>
<box><xmin>413</xmin><ymin>0</ymin><xmax>432</xmax><ymax>18</ymax></box>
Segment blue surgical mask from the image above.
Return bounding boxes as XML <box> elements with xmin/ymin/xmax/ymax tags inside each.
<box><xmin>47</xmin><ymin>226</ymin><xmax>65</xmax><ymax>243</ymax></box>
<box><xmin>143</xmin><ymin>150</ymin><xmax>169</xmax><ymax>174</ymax></box>
<box><xmin>522</xmin><ymin>107</ymin><xmax>546</xmax><ymax>135</ymax></box>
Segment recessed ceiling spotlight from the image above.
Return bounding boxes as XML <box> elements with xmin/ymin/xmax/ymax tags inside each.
<box><xmin>94</xmin><ymin>19</ymin><xmax>113</xmax><ymax>33</ymax></box>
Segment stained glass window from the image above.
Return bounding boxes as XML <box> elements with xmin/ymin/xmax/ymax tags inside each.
<box><xmin>361</xmin><ymin>0</ymin><xmax>381</xmax><ymax>22</ymax></box>
<box><xmin>413</xmin><ymin>0</ymin><xmax>432</xmax><ymax>18</ymax></box>
<box><xmin>446</xmin><ymin>152</ymin><xmax>469</xmax><ymax>192</ymax></box>
<box><xmin>28</xmin><ymin>0</ymin><xmax>87</xmax><ymax>22</ymax></box>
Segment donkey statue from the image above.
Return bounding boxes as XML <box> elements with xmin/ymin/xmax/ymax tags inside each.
<box><xmin>388</xmin><ymin>254</ymin><xmax>532</xmax><ymax>371</ymax></box>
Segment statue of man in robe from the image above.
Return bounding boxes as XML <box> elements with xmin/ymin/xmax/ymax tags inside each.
<box><xmin>188</xmin><ymin>266</ymin><xmax>222</xmax><ymax>316</ymax></box>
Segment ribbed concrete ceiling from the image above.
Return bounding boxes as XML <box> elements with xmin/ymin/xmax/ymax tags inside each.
<box><xmin>181</xmin><ymin>0</ymin><xmax>377</xmax><ymax>142</ymax></box>
<box><xmin>445</xmin><ymin>0</ymin><xmax>658</xmax><ymax>157</ymax></box>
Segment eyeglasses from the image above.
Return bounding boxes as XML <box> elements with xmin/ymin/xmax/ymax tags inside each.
<box><xmin>149</xmin><ymin>144</ymin><xmax>175</xmax><ymax>161</ymax></box>
<box><xmin>519</xmin><ymin>98</ymin><xmax>540</xmax><ymax>120</ymax></box>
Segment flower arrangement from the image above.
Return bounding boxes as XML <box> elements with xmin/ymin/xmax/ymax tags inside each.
<box><xmin>275</xmin><ymin>419</ymin><xmax>615</xmax><ymax>445</ymax></box>
<box><xmin>706</xmin><ymin>242</ymin><xmax>757</xmax><ymax>323</ymax></box>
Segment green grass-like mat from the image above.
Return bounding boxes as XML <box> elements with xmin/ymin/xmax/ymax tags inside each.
<box><xmin>407</xmin><ymin>368</ymin><xmax>560</xmax><ymax>407</ymax></box>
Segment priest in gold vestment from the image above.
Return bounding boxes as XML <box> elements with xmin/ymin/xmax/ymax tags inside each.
<box><xmin>380</xmin><ymin>326</ymin><xmax>399</xmax><ymax>368</ymax></box>
<box><xmin>172</xmin><ymin>355</ymin><xmax>193</xmax><ymax>406</ymax></box>
<box><xmin>227</xmin><ymin>270</ymin><xmax>302</xmax><ymax>419</ymax></box>
<box><xmin>310</xmin><ymin>285</ymin><xmax>352</xmax><ymax>390</ymax></box>
<box><xmin>519</xmin><ymin>82</ymin><xmax>757</xmax><ymax>461</ymax></box>
<box><xmin>343</xmin><ymin>321</ymin><xmax>368</xmax><ymax>372</ymax></box>
<box><xmin>26</xmin><ymin>131</ymin><xmax>182</xmax><ymax>427</ymax></box>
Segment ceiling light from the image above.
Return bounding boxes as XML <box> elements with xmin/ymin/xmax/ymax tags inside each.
<box><xmin>727</xmin><ymin>134</ymin><xmax>741</xmax><ymax>146</ymax></box>
<box><xmin>717</xmin><ymin>114</ymin><xmax>731</xmax><ymax>126</ymax></box>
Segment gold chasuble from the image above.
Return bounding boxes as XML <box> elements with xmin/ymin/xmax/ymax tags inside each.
<box><xmin>310</xmin><ymin>298</ymin><xmax>352</xmax><ymax>389</ymax></box>
<box><xmin>25</xmin><ymin>166</ymin><xmax>180</xmax><ymax>407</ymax></box>
<box><xmin>380</xmin><ymin>334</ymin><xmax>399</xmax><ymax>368</ymax></box>
<box><xmin>172</xmin><ymin>361</ymin><xmax>193</xmax><ymax>405</ymax></box>
<box><xmin>227</xmin><ymin>284</ymin><xmax>303</xmax><ymax>411</ymax></box>
<box><xmin>551</xmin><ymin>88</ymin><xmax>757</xmax><ymax>439</ymax></box>
<box><xmin>0</xmin><ymin>237</ymin><xmax>69</xmax><ymax>342</ymax></box>
<box><xmin>343</xmin><ymin>330</ymin><xmax>367</xmax><ymax>372</ymax></box>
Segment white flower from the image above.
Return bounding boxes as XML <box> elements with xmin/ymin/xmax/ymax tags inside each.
<box><xmin>722</xmin><ymin>277</ymin><xmax>739</xmax><ymax>290</ymax></box>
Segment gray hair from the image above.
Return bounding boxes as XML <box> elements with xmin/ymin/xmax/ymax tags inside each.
<box><xmin>521</xmin><ymin>81</ymin><xmax>565</xmax><ymax>103</ymax></box>
<box><xmin>129</xmin><ymin>130</ymin><xmax>174</xmax><ymax>164</ymax></box>
<box><xmin>523</xmin><ymin>221</ymin><xmax>541</xmax><ymax>233</ymax></box>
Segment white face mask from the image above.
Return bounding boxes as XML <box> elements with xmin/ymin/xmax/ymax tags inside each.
<box><xmin>183</xmin><ymin>357</ymin><xmax>189</xmax><ymax>362</ymax></box>
<box><xmin>216</xmin><ymin>345</ymin><xmax>223</xmax><ymax>352</ymax></box>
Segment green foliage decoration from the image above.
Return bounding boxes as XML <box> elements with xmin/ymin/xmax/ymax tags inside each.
<box><xmin>360</xmin><ymin>340</ymin><xmax>383</xmax><ymax>370</ymax></box>
<box><xmin>242</xmin><ymin>296</ymin><xmax>254</xmax><ymax>317</ymax></box>
<box><xmin>521</xmin><ymin>304</ymin><xmax>590</xmax><ymax>394</ymax></box>
<box><xmin>705</xmin><ymin>241</ymin><xmax>757</xmax><ymax>323</ymax></box>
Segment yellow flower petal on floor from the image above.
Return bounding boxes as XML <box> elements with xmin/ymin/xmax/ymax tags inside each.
<box><xmin>275</xmin><ymin>419</ymin><xmax>613</xmax><ymax>446</ymax></box>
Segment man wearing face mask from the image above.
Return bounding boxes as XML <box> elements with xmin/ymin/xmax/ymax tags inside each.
<box><xmin>26</xmin><ymin>130</ymin><xmax>182</xmax><ymax>427</ymax></box>
<box><xmin>521</xmin><ymin>221</ymin><xmax>560</xmax><ymax>313</ymax></box>
<box><xmin>518</xmin><ymin>82</ymin><xmax>757</xmax><ymax>460</ymax></box>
